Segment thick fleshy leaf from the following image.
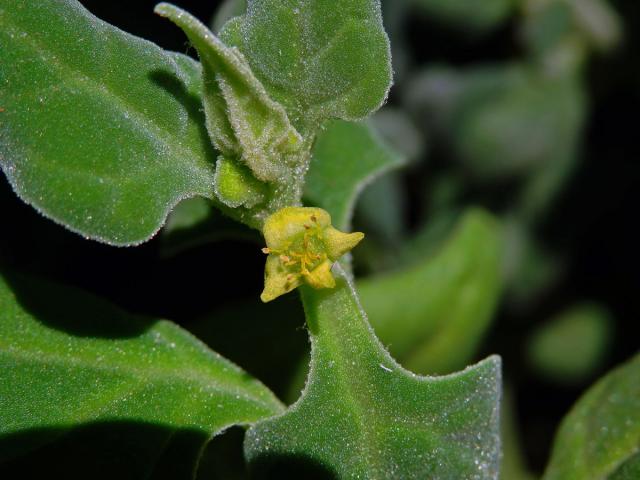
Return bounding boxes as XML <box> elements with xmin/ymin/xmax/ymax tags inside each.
<box><xmin>245</xmin><ymin>270</ymin><xmax>502</xmax><ymax>479</ymax></box>
<box><xmin>156</xmin><ymin>3</ymin><xmax>311</xmax><ymax>229</ymax></box>
<box><xmin>156</xmin><ymin>3</ymin><xmax>303</xmax><ymax>182</ymax></box>
<box><xmin>543</xmin><ymin>353</ymin><xmax>640</xmax><ymax>480</ymax></box>
<box><xmin>0</xmin><ymin>272</ymin><xmax>283</xmax><ymax>478</ymax></box>
<box><xmin>358</xmin><ymin>209</ymin><xmax>503</xmax><ymax>374</ymax></box>
<box><xmin>220</xmin><ymin>0</ymin><xmax>393</xmax><ymax>131</ymax></box>
<box><xmin>158</xmin><ymin>119</ymin><xmax>404</xmax><ymax>251</ymax></box>
<box><xmin>0</xmin><ymin>0</ymin><xmax>217</xmax><ymax>246</ymax></box>
<box><xmin>304</xmin><ymin>120</ymin><xmax>405</xmax><ymax>231</ymax></box>
<box><xmin>188</xmin><ymin>295</ymin><xmax>307</xmax><ymax>401</ymax></box>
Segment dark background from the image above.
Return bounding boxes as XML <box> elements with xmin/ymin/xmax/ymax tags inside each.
<box><xmin>1</xmin><ymin>0</ymin><xmax>639</xmax><ymax>475</ymax></box>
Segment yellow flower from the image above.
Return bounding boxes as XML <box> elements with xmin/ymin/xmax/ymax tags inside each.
<box><xmin>260</xmin><ymin>207</ymin><xmax>364</xmax><ymax>302</ymax></box>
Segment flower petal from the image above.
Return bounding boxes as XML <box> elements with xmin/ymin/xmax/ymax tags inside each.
<box><xmin>304</xmin><ymin>260</ymin><xmax>336</xmax><ymax>290</ymax></box>
<box><xmin>323</xmin><ymin>227</ymin><xmax>365</xmax><ymax>261</ymax></box>
<box><xmin>260</xmin><ymin>255</ymin><xmax>302</xmax><ymax>302</ymax></box>
<box><xmin>263</xmin><ymin>207</ymin><xmax>330</xmax><ymax>250</ymax></box>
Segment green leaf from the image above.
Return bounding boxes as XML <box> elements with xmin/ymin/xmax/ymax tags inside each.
<box><xmin>0</xmin><ymin>0</ymin><xmax>217</xmax><ymax>246</ymax></box>
<box><xmin>527</xmin><ymin>303</ymin><xmax>613</xmax><ymax>384</ymax></box>
<box><xmin>189</xmin><ymin>295</ymin><xmax>308</xmax><ymax>401</ymax></box>
<box><xmin>163</xmin><ymin>118</ymin><xmax>404</xmax><ymax>254</ymax></box>
<box><xmin>164</xmin><ymin>197</ymin><xmax>216</xmax><ymax>234</ymax></box>
<box><xmin>156</xmin><ymin>3</ymin><xmax>303</xmax><ymax>181</ymax></box>
<box><xmin>157</xmin><ymin>3</ymin><xmax>319</xmax><ymax>228</ymax></box>
<box><xmin>356</xmin><ymin>172</ymin><xmax>407</xmax><ymax>247</ymax></box>
<box><xmin>304</xmin><ymin>120</ymin><xmax>405</xmax><ymax>231</ymax></box>
<box><xmin>214</xmin><ymin>156</ymin><xmax>268</xmax><ymax>208</ymax></box>
<box><xmin>211</xmin><ymin>0</ymin><xmax>248</xmax><ymax>33</ymax></box>
<box><xmin>610</xmin><ymin>453</ymin><xmax>640</xmax><ymax>480</ymax></box>
<box><xmin>245</xmin><ymin>269</ymin><xmax>502</xmax><ymax>479</ymax></box>
<box><xmin>369</xmin><ymin>107</ymin><xmax>426</xmax><ymax>164</ymax></box>
<box><xmin>543</xmin><ymin>353</ymin><xmax>640</xmax><ymax>480</ymax></box>
<box><xmin>0</xmin><ymin>272</ymin><xmax>283</xmax><ymax>477</ymax></box>
<box><xmin>358</xmin><ymin>209</ymin><xmax>504</xmax><ymax>374</ymax></box>
<box><xmin>220</xmin><ymin>0</ymin><xmax>393</xmax><ymax>132</ymax></box>
<box><xmin>410</xmin><ymin>0</ymin><xmax>515</xmax><ymax>33</ymax></box>
<box><xmin>160</xmin><ymin>197</ymin><xmax>259</xmax><ymax>257</ymax></box>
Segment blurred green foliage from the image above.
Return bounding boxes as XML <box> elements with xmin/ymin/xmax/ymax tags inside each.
<box><xmin>527</xmin><ymin>303</ymin><xmax>614</xmax><ymax>383</ymax></box>
<box><xmin>543</xmin><ymin>353</ymin><xmax>640</xmax><ymax>479</ymax></box>
<box><xmin>359</xmin><ymin>209</ymin><xmax>504</xmax><ymax>375</ymax></box>
<box><xmin>410</xmin><ymin>0</ymin><xmax>516</xmax><ymax>33</ymax></box>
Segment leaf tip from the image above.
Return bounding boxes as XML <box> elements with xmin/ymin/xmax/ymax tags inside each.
<box><xmin>153</xmin><ymin>2</ymin><xmax>175</xmax><ymax>18</ymax></box>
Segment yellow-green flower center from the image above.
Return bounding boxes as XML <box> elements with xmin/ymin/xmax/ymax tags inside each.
<box><xmin>264</xmin><ymin>215</ymin><xmax>326</xmax><ymax>274</ymax></box>
<box><xmin>260</xmin><ymin>207</ymin><xmax>364</xmax><ymax>302</ymax></box>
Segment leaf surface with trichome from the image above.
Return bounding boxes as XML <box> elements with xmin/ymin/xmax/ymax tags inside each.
<box><xmin>219</xmin><ymin>0</ymin><xmax>393</xmax><ymax>132</ymax></box>
<box><xmin>0</xmin><ymin>0</ymin><xmax>216</xmax><ymax>245</ymax></box>
<box><xmin>245</xmin><ymin>270</ymin><xmax>502</xmax><ymax>479</ymax></box>
<box><xmin>305</xmin><ymin>119</ymin><xmax>406</xmax><ymax>231</ymax></box>
<box><xmin>0</xmin><ymin>272</ymin><xmax>283</xmax><ymax>478</ymax></box>
<box><xmin>543</xmin><ymin>353</ymin><xmax>640</xmax><ymax>480</ymax></box>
